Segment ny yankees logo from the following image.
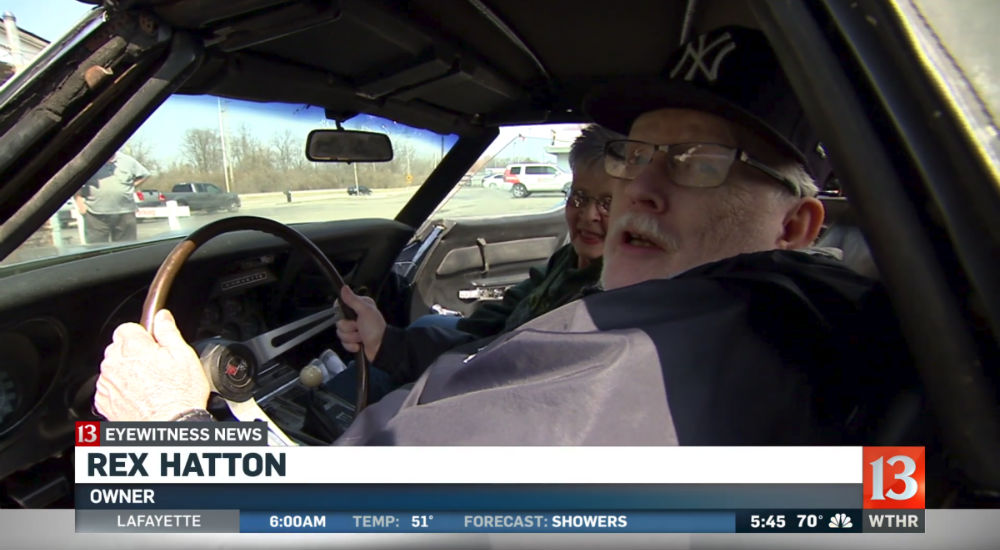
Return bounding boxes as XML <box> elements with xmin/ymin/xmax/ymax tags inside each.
<box><xmin>669</xmin><ymin>32</ymin><xmax>737</xmax><ymax>83</ymax></box>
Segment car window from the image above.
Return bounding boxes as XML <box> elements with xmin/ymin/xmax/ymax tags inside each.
<box><xmin>429</xmin><ymin>123</ymin><xmax>584</xmax><ymax>220</ymax></box>
<box><xmin>1</xmin><ymin>94</ymin><xmax>457</xmax><ymax>269</ymax></box>
<box><xmin>910</xmin><ymin>0</ymin><xmax>1000</xmax><ymax>121</ymax></box>
<box><xmin>903</xmin><ymin>0</ymin><xmax>1000</xmax><ymax>166</ymax></box>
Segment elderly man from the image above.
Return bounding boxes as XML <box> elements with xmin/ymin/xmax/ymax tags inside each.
<box><xmin>95</xmin><ymin>26</ymin><xmax>902</xmax><ymax>444</ymax></box>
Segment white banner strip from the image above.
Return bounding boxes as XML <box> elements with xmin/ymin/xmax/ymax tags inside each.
<box><xmin>76</xmin><ymin>446</ymin><xmax>862</xmax><ymax>484</ymax></box>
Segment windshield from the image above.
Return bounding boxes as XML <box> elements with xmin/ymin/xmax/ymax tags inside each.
<box><xmin>1</xmin><ymin>95</ymin><xmax>457</xmax><ymax>269</ymax></box>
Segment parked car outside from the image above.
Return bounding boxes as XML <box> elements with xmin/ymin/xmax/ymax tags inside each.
<box><xmin>162</xmin><ymin>182</ymin><xmax>240</xmax><ymax>212</ymax></box>
<box><xmin>133</xmin><ymin>189</ymin><xmax>166</xmax><ymax>208</ymax></box>
<box><xmin>483</xmin><ymin>173</ymin><xmax>508</xmax><ymax>191</ymax></box>
<box><xmin>503</xmin><ymin>163</ymin><xmax>572</xmax><ymax>198</ymax></box>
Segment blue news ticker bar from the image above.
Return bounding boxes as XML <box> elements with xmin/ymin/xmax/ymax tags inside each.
<box><xmin>81</xmin><ymin>508</ymin><xmax>925</xmax><ymax>534</ymax></box>
<box><xmin>76</xmin><ymin>483</ymin><xmax>859</xmax><ymax>510</ymax></box>
<box><xmin>239</xmin><ymin>511</ymin><xmax>732</xmax><ymax>533</ymax></box>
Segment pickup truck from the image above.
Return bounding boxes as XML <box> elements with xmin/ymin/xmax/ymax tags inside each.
<box><xmin>162</xmin><ymin>182</ymin><xmax>241</xmax><ymax>212</ymax></box>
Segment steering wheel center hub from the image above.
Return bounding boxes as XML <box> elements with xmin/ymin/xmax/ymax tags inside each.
<box><xmin>196</xmin><ymin>340</ymin><xmax>257</xmax><ymax>402</ymax></box>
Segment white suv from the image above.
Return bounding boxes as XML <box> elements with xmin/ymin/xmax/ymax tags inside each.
<box><xmin>503</xmin><ymin>163</ymin><xmax>572</xmax><ymax>198</ymax></box>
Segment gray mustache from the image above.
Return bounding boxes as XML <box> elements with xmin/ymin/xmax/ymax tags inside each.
<box><xmin>610</xmin><ymin>212</ymin><xmax>678</xmax><ymax>252</ymax></box>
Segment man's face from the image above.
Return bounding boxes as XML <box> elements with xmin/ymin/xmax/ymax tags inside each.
<box><xmin>601</xmin><ymin>108</ymin><xmax>797</xmax><ymax>290</ymax></box>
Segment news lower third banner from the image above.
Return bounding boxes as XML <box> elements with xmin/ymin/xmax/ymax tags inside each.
<box><xmin>73</xmin><ymin>422</ymin><xmax>926</xmax><ymax>534</ymax></box>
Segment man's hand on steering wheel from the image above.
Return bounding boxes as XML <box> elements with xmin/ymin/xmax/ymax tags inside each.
<box><xmin>95</xmin><ymin>309</ymin><xmax>210</xmax><ymax>421</ymax></box>
<box><xmin>336</xmin><ymin>286</ymin><xmax>385</xmax><ymax>363</ymax></box>
<box><xmin>95</xmin><ymin>216</ymin><xmax>372</xmax><ymax>421</ymax></box>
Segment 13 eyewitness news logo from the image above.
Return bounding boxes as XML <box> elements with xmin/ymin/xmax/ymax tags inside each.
<box><xmin>863</xmin><ymin>446</ymin><xmax>925</xmax><ymax>509</ymax></box>
<box><xmin>75</xmin><ymin>421</ymin><xmax>266</xmax><ymax>446</ymax></box>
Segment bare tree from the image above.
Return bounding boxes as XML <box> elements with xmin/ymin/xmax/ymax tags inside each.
<box><xmin>271</xmin><ymin>130</ymin><xmax>304</xmax><ymax>172</ymax></box>
<box><xmin>180</xmin><ymin>128</ymin><xmax>222</xmax><ymax>174</ymax></box>
<box><xmin>123</xmin><ymin>135</ymin><xmax>161</xmax><ymax>173</ymax></box>
<box><xmin>230</xmin><ymin>124</ymin><xmax>272</xmax><ymax>169</ymax></box>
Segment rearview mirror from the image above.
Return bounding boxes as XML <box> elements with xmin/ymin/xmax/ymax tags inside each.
<box><xmin>306</xmin><ymin>130</ymin><xmax>393</xmax><ymax>162</ymax></box>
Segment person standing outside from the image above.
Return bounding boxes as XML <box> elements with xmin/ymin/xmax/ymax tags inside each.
<box><xmin>74</xmin><ymin>152</ymin><xmax>150</xmax><ymax>243</ymax></box>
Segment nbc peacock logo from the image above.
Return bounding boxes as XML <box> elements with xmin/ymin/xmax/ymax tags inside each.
<box><xmin>828</xmin><ymin>513</ymin><xmax>853</xmax><ymax>529</ymax></box>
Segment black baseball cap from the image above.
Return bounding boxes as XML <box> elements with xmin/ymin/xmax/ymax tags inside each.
<box><xmin>584</xmin><ymin>26</ymin><xmax>829</xmax><ymax>187</ymax></box>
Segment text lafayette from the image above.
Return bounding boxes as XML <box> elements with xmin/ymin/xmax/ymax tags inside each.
<box><xmin>117</xmin><ymin>513</ymin><xmax>202</xmax><ymax>528</ymax></box>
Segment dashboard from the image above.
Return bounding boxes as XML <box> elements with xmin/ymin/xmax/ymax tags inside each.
<box><xmin>0</xmin><ymin>219</ymin><xmax>414</xmax><ymax>507</ymax></box>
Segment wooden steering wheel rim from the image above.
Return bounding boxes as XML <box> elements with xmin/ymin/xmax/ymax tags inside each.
<box><xmin>140</xmin><ymin>215</ymin><xmax>369</xmax><ymax>411</ymax></box>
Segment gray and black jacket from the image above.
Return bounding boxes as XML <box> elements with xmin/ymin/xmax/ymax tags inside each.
<box><xmin>372</xmin><ymin>243</ymin><xmax>600</xmax><ymax>386</ymax></box>
<box><xmin>338</xmin><ymin>250</ymin><xmax>907</xmax><ymax>445</ymax></box>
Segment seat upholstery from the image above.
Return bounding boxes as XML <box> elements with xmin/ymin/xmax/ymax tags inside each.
<box><xmin>816</xmin><ymin>224</ymin><xmax>879</xmax><ymax>279</ymax></box>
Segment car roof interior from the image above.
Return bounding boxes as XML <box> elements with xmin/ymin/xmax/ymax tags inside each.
<box><xmin>88</xmin><ymin>0</ymin><xmax>753</xmax><ymax>135</ymax></box>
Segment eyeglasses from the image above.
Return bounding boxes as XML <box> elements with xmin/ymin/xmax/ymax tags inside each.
<box><xmin>567</xmin><ymin>190</ymin><xmax>612</xmax><ymax>215</ymax></box>
<box><xmin>604</xmin><ymin>140</ymin><xmax>801</xmax><ymax>197</ymax></box>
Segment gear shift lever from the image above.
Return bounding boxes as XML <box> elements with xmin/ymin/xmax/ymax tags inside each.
<box><xmin>300</xmin><ymin>363</ymin><xmax>342</xmax><ymax>441</ymax></box>
<box><xmin>299</xmin><ymin>363</ymin><xmax>325</xmax><ymax>389</ymax></box>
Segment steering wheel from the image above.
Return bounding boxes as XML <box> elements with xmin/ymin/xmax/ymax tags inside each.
<box><xmin>139</xmin><ymin>216</ymin><xmax>369</xmax><ymax>438</ymax></box>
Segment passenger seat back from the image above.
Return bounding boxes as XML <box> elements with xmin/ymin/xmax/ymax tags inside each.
<box><xmin>816</xmin><ymin>197</ymin><xmax>879</xmax><ymax>279</ymax></box>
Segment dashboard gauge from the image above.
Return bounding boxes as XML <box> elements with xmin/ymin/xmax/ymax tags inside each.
<box><xmin>0</xmin><ymin>330</ymin><xmax>45</xmax><ymax>435</ymax></box>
